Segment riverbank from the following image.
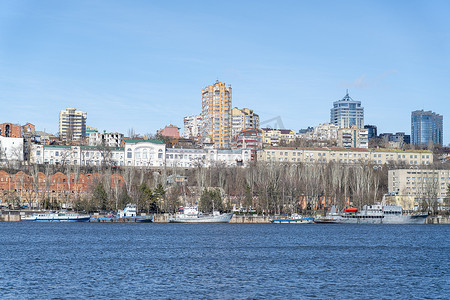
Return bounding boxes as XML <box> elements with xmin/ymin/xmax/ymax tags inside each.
<box><xmin>1</xmin><ymin>210</ymin><xmax>449</xmax><ymax>224</ymax></box>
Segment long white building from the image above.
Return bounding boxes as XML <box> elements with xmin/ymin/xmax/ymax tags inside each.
<box><xmin>257</xmin><ymin>147</ymin><xmax>433</xmax><ymax>165</ymax></box>
<box><xmin>30</xmin><ymin>140</ymin><xmax>251</xmax><ymax>168</ymax></box>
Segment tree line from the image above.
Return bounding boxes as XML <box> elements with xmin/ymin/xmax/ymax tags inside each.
<box><xmin>2</xmin><ymin>161</ymin><xmax>449</xmax><ymax>215</ymax></box>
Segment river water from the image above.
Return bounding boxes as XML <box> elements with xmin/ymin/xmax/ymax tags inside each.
<box><xmin>0</xmin><ymin>223</ymin><xmax>448</xmax><ymax>299</ymax></box>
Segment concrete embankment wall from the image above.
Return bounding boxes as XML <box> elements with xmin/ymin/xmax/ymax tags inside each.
<box><xmin>427</xmin><ymin>216</ymin><xmax>450</xmax><ymax>224</ymax></box>
<box><xmin>153</xmin><ymin>214</ymin><xmax>270</xmax><ymax>223</ymax></box>
<box><xmin>0</xmin><ymin>213</ymin><xmax>21</xmax><ymax>222</ymax></box>
<box><xmin>230</xmin><ymin>215</ymin><xmax>270</xmax><ymax>223</ymax></box>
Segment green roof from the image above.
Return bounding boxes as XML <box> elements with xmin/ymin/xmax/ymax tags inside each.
<box><xmin>80</xmin><ymin>146</ymin><xmax>124</xmax><ymax>151</ymax></box>
<box><xmin>43</xmin><ymin>145</ymin><xmax>123</xmax><ymax>151</ymax></box>
<box><xmin>43</xmin><ymin>145</ymin><xmax>71</xmax><ymax>149</ymax></box>
<box><xmin>124</xmin><ymin>139</ymin><xmax>165</xmax><ymax>144</ymax></box>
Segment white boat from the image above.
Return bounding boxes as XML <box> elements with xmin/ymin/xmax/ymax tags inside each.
<box><xmin>168</xmin><ymin>206</ymin><xmax>233</xmax><ymax>223</ymax></box>
<box><xmin>116</xmin><ymin>204</ymin><xmax>154</xmax><ymax>222</ymax></box>
<box><xmin>21</xmin><ymin>212</ymin><xmax>91</xmax><ymax>222</ymax></box>
<box><xmin>270</xmin><ymin>214</ymin><xmax>314</xmax><ymax>224</ymax></box>
<box><xmin>314</xmin><ymin>205</ymin><xmax>428</xmax><ymax>224</ymax></box>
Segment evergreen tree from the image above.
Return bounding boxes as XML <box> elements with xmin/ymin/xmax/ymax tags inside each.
<box><xmin>200</xmin><ymin>188</ymin><xmax>224</xmax><ymax>213</ymax></box>
<box><xmin>118</xmin><ymin>188</ymin><xmax>132</xmax><ymax>209</ymax></box>
<box><xmin>139</xmin><ymin>183</ymin><xmax>158</xmax><ymax>213</ymax></box>
<box><xmin>92</xmin><ymin>182</ymin><xmax>108</xmax><ymax>211</ymax></box>
<box><xmin>244</xmin><ymin>183</ymin><xmax>252</xmax><ymax>211</ymax></box>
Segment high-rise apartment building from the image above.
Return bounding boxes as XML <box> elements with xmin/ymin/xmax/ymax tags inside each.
<box><xmin>330</xmin><ymin>91</ymin><xmax>364</xmax><ymax>129</ymax></box>
<box><xmin>411</xmin><ymin>110</ymin><xmax>443</xmax><ymax>146</ymax></box>
<box><xmin>59</xmin><ymin>108</ymin><xmax>87</xmax><ymax>142</ymax></box>
<box><xmin>231</xmin><ymin>107</ymin><xmax>259</xmax><ymax>138</ymax></box>
<box><xmin>201</xmin><ymin>81</ymin><xmax>232</xmax><ymax>149</ymax></box>
<box><xmin>337</xmin><ymin>126</ymin><xmax>369</xmax><ymax>149</ymax></box>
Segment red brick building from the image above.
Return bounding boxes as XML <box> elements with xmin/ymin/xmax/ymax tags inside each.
<box><xmin>0</xmin><ymin>123</ymin><xmax>22</xmax><ymax>138</ymax></box>
<box><xmin>0</xmin><ymin>170</ymin><xmax>125</xmax><ymax>207</ymax></box>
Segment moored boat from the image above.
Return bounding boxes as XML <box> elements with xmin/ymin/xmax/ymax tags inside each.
<box><xmin>270</xmin><ymin>214</ymin><xmax>314</xmax><ymax>224</ymax></box>
<box><xmin>116</xmin><ymin>204</ymin><xmax>154</xmax><ymax>222</ymax></box>
<box><xmin>314</xmin><ymin>205</ymin><xmax>428</xmax><ymax>224</ymax></box>
<box><xmin>21</xmin><ymin>212</ymin><xmax>91</xmax><ymax>222</ymax></box>
<box><xmin>168</xmin><ymin>206</ymin><xmax>233</xmax><ymax>223</ymax></box>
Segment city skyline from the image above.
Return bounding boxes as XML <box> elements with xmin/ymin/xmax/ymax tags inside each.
<box><xmin>0</xmin><ymin>1</ymin><xmax>448</xmax><ymax>144</ymax></box>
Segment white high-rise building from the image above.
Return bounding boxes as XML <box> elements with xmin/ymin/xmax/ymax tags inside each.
<box><xmin>330</xmin><ymin>91</ymin><xmax>364</xmax><ymax>129</ymax></box>
<box><xmin>59</xmin><ymin>108</ymin><xmax>87</xmax><ymax>142</ymax></box>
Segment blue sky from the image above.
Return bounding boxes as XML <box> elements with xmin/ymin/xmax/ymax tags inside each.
<box><xmin>0</xmin><ymin>0</ymin><xmax>449</xmax><ymax>144</ymax></box>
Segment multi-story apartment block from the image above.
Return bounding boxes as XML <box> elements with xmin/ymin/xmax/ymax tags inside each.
<box><xmin>330</xmin><ymin>91</ymin><xmax>364</xmax><ymax>129</ymax></box>
<box><xmin>388</xmin><ymin>169</ymin><xmax>450</xmax><ymax>210</ymax></box>
<box><xmin>183</xmin><ymin>115</ymin><xmax>203</xmax><ymax>141</ymax></box>
<box><xmin>411</xmin><ymin>110</ymin><xmax>443</xmax><ymax>146</ymax></box>
<box><xmin>234</xmin><ymin>128</ymin><xmax>263</xmax><ymax>150</ymax></box>
<box><xmin>59</xmin><ymin>108</ymin><xmax>87</xmax><ymax>142</ymax></box>
<box><xmin>88</xmin><ymin>132</ymin><xmax>124</xmax><ymax>147</ymax></box>
<box><xmin>257</xmin><ymin>147</ymin><xmax>433</xmax><ymax>165</ymax></box>
<box><xmin>201</xmin><ymin>81</ymin><xmax>232</xmax><ymax>149</ymax></box>
<box><xmin>337</xmin><ymin>126</ymin><xmax>369</xmax><ymax>149</ymax></box>
<box><xmin>231</xmin><ymin>107</ymin><xmax>259</xmax><ymax>138</ymax></box>
<box><xmin>261</xmin><ymin>128</ymin><xmax>296</xmax><ymax>146</ymax></box>
<box><xmin>296</xmin><ymin>123</ymin><xmax>338</xmax><ymax>141</ymax></box>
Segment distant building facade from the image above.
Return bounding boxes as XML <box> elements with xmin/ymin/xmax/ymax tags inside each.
<box><xmin>85</xmin><ymin>126</ymin><xmax>98</xmax><ymax>136</ymax></box>
<box><xmin>330</xmin><ymin>91</ymin><xmax>364</xmax><ymax>129</ymax></box>
<box><xmin>257</xmin><ymin>147</ymin><xmax>432</xmax><ymax>165</ymax></box>
<box><xmin>201</xmin><ymin>81</ymin><xmax>232</xmax><ymax>149</ymax></box>
<box><xmin>59</xmin><ymin>108</ymin><xmax>87</xmax><ymax>142</ymax></box>
<box><xmin>261</xmin><ymin>128</ymin><xmax>296</xmax><ymax>146</ymax></box>
<box><xmin>88</xmin><ymin>132</ymin><xmax>124</xmax><ymax>147</ymax></box>
<box><xmin>165</xmin><ymin>148</ymin><xmax>252</xmax><ymax>168</ymax></box>
<box><xmin>0</xmin><ymin>123</ymin><xmax>34</xmax><ymax>138</ymax></box>
<box><xmin>388</xmin><ymin>169</ymin><xmax>450</xmax><ymax>210</ymax></box>
<box><xmin>0</xmin><ymin>123</ymin><xmax>21</xmax><ymax>138</ymax></box>
<box><xmin>234</xmin><ymin>128</ymin><xmax>263</xmax><ymax>150</ymax></box>
<box><xmin>231</xmin><ymin>107</ymin><xmax>259</xmax><ymax>138</ymax></box>
<box><xmin>296</xmin><ymin>123</ymin><xmax>338</xmax><ymax>141</ymax></box>
<box><xmin>183</xmin><ymin>115</ymin><xmax>203</xmax><ymax>141</ymax></box>
<box><xmin>379</xmin><ymin>132</ymin><xmax>410</xmax><ymax>149</ymax></box>
<box><xmin>337</xmin><ymin>126</ymin><xmax>368</xmax><ymax>148</ymax></box>
<box><xmin>32</xmin><ymin>144</ymin><xmax>124</xmax><ymax>166</ymax></box>
<box><xmin>157</xmin><ymin>124</ymin><xmax>180</xmax><ymax>139</ymax></box>
<box><xmin>30</xmin><ymin>140</ymin><xmax>251</xmax><ymax>168</ymax></box>
<box><xmin>364</xmin><ymin>125</ymin><xmax>378</xmax><ymax>139</ymax></box>
<box><xmin>411</xmin><ymin>110</ymin><xmax>443</xmax><ymax>146</ymax></box>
